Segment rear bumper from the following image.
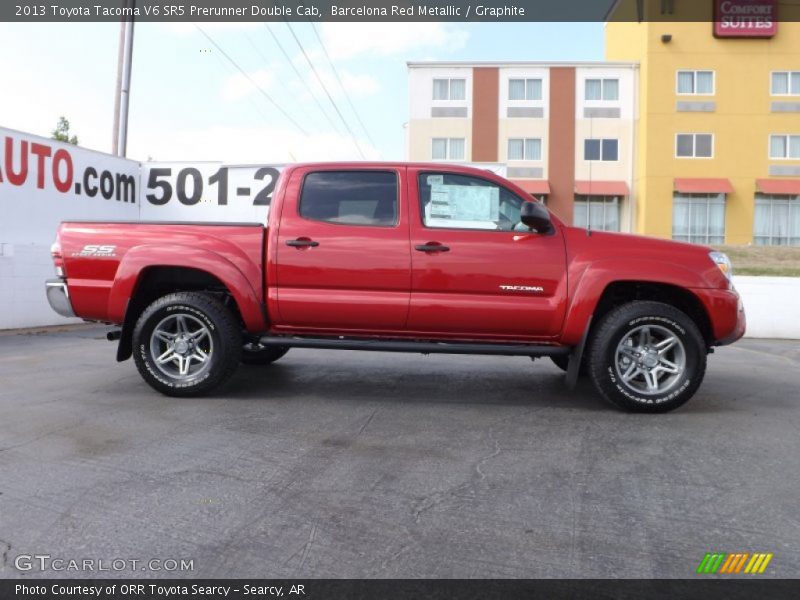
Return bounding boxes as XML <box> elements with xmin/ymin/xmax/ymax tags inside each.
<box><xmin>693</xmin><ymin>286</ymin><xmax>746</xmax><ymax>346</ymax></box>
<box><xmin>45</xmin><ymin>279</ymin><xmax>76</xmax><ymax>318</ymax></box>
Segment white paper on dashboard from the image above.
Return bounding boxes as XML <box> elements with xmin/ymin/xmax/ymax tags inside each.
<box><xmin>429</xmin><ymin>184</ymin><xmax>500</xmax><ymax>222</ymax></box>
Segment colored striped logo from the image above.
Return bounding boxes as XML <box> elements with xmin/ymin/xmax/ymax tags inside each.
<box><xmin>697</xmin><ymin>552</ymin><xmax>774</xmax><ymax>574</ymax></box>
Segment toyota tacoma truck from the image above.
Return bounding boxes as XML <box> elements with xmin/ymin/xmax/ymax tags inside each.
<box><xmin>46</xmin><ymin>163</ymin><xmax>745</xmax><ymax>412</ymax></box>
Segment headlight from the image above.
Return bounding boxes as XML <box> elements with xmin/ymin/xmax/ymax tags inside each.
<box><xmin>709</xmin><ymin>251</ymin><xmax>733</xmax><ymax>281</ymax></box>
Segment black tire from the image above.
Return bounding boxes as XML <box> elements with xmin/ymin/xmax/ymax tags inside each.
<box><xmin>241</xmin><ymin>344</ymin><xmax>290</xmax><ymax>366</ymax></box>
<box><xmin>587</xmin><ymin>301</ymin><xmax>706</xmax><ymax>413</ymax></box>
<box><xmin>132</xmin><ymin>292</ymin><xmax>242</xmax><ymax>397</ymax></box>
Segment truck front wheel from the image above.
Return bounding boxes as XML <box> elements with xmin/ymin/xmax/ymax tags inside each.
<box><xmin>132</xmin><ymin>292</ymin><xmax>242</xmax><ymax>397</ymax></box>
<box><xmin>587</xmin><ymin>301</ymin><xmax>707</xmax><ymax>413</ymax></box>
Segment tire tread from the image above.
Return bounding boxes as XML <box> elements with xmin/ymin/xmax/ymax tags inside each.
<box><xmin>587</xmin><ymin>301</ymin><xmax>706</xmax><ymax>413</ymax></box>
<box><xmin>132</xmin><ymin>292</ymin><xmax>242</xmax><ymax>397</ymax></box>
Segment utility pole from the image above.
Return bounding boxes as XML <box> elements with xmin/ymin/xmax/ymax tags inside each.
<box><xmin>112</xmin><ymin>0</ymin><xmax>135</xmax><ymax>156</ymax></box>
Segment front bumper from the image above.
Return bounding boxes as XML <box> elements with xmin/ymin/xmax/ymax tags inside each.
<box><xmin>717</xmin><ymin>292</ymin><xmax>746</xmax><ymax>346</ymax></box>
<box><xmin>694</xmin><ymin>286</ymin><xmax>746</xmax><ymax>346</ymax></box>
<box><xmin>45</xmin><ymin>278</ymin><xmax>76</xmax><ymax>318</ymax></box>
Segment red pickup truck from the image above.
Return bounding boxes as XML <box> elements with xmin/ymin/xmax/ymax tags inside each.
<box><xmin>46</xmin><ymin>163</ymin><xmax>745</xmax><ymax>412</ymax></box>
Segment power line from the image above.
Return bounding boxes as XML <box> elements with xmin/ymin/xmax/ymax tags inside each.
<box><xmin>195</xmin><ymin>25</ymin><xmax>309</xmax><ymax>136</ymax></box>
<box><xmin>284</xmin><ymin>21</ymin><xmax>366</xmax><ymax>159</ymax></box>
<box><xmin>242</xmin><ymin>31</ymin><xmax>325</xmax><ymax>132</ymax></box>
<box><xmin>260</xmin><ymin>24</ymin><xmax>344</xmax><ymax>136</ymax></box>
<box><xmin>209</xmin><ymin>46</ymin><xmax>270</xmax><ymax>129</ymax></box>
<box><xmin>309</xmin><ymin>22</ymin><xmax>377</xmax><ymax>150</ymax></box>
<box><xmin>204</xmin><ymin>35</ymin><xmax>298</xmax><ymax>162</ymax></box>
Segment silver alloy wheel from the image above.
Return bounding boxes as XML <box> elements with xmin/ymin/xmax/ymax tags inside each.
<box><xmin>614</xmin><ymin>324</ymin><xmax>686</xmax><ymax>396</ymax></box>
<box><xmin>149</xmin><ymin>313</ymin><xmax>214</xmax><ymax>380</ymax></box>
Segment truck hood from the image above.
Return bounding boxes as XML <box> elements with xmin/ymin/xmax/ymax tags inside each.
<box><xmin>562</xmin><ymin>226</ymin><xmax>728</xmax><ymax>289</ymax></box>
<box><xmin>566</xmin><ymin>226</ymin><xmax>714</xmax><ymax>254</ymax></box>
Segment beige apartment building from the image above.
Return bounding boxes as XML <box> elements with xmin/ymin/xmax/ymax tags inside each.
<box><xmin>407</xmin><ymin>61</ymin><xmax>639</xmax><ymax>231</ymax></box>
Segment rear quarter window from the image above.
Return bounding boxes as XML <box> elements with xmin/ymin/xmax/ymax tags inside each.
<box><xmin>299</xmin><ymin>171</ymin><xmax>398</xmax><ymax>227</ymax></box>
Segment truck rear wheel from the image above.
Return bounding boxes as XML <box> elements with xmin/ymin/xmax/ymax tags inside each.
<box><xmin>241</xmin><ymin>343</ymin><xmax>290</xmax><ymax>366</ymax></box>
<box><xmin>587</xmin><ymin>301</ymin><xmax>706</xmax><ymax>413</ymax></box>
<box><xmin>132</xmin><ymin>292</ymin><xmax>242</xmax><ymax>397</ymax></box>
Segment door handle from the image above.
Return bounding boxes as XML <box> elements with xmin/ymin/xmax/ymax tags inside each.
<box><xmin>286</xmin><ymin>238</ymin><xmax>319</xmax><ymax>248</ymax></box>
<box><xmin>415</xmin><ymin>243</ymin><xmax>450</xmax><ymax>253</ymax></box>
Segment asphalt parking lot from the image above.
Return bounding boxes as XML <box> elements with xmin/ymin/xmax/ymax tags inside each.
<box><xmin>0</xmin><ymin>325</ymin><xmax>798</xmax><ymax>579</ymax></box>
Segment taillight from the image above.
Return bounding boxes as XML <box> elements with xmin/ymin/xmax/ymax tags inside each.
<box><xmin>51</xmin><ymin>237</ymin><xmax>65</xmax><ymax>278</ymax></box>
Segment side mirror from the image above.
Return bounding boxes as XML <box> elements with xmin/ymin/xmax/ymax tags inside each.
<box><xmin>520</xmin><ymin>201</ymin><xmax>553</xmax><ymax>234</ymax></box>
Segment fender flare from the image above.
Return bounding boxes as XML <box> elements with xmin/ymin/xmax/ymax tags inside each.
<box><xmin>107</xmin><ymin>244</ymin><xmax>266</xmax><ymax>333</ymax></box>
<box><xmin>561</xmin><ymin>258</ymin><xmax>711</xmax><ymax>346</ymax></box>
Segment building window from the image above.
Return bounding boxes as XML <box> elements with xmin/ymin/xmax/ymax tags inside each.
<box><xmin>584</xmin><ymin>139</ymin><xmax>619</xmax><ymax>161</ymax></box>
<box><xmin>585</xmin><ymin>78</ymin><xmax>619</xmax><ymax>101</ymax></box>
<box><xmin>672</xmin><ymin>193</ymin><xmax>726</xmax><ymax>244</ymax></box>
<box><xmin>299</xmin><ymin>171</ymin><xmax>398</xmax><ymax>227</ymax></box>
<box><xmin>574</xmin><ymin>196</ymin><xmax>620</xmax><ymax>231</ymax></box>
<box><xmin>677</xmin><ymin>70</ymin><xmax>715</xmax><ymax>95</ymax></box>
<box><xmin>754</xmin><ymin>194</ymin><xmax>800</xmax><ymax>246</ymax></box>
<box><xmin>769</xmin><ymin>135</ymin><xmax>800</xmax><ymax>160</ymax></box>
<box><xmin>433</xmin><ymin>78</ymin><xmax>466</xmax><ymax>101</ymax></box>
<box><xmin>508</xmin><ymin>138</ymin><xmax>542</xmax><ymax>161</ymax></box>
<box><xmin>676</xmin><ymin>133</ymin><xmax>714</xmax><ymax>158</ymax></box>
<box><xmin>771</xmin><ymin>72</ymin><xmax>800</xmax><ymax>96</ymax></box>
<box><xmin>508</xmin><ymin>78</ymin><xmax>542</xmax><ymax>101</ymax></box>
<box><xmin>432</xmin><ymin>138</ymin><xmax>465</xmax><ymax>161</ymax></box>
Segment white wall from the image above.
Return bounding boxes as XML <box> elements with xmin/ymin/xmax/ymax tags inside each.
<box><xmin>0</xmin><ymin>241</ymin><xmax>77</xmax><ymax>329</ymax></box>
<box><xmin>0</xmin><ymin>126</ymin><xmax>139</xmax><ymax>328</ymax></box>
<box><xmin>734</xmin><ymin>276</ymin><xmax>800</xmax><ymax>340</ymax></box>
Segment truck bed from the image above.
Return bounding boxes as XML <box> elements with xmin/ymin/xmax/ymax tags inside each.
<box><xmin>57</xmin><ymin>221</ymin><xmax>266</xmax><ymax>329</ymax></box>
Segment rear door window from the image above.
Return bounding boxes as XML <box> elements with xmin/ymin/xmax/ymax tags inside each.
<box><xmin>299</xmin><ymin>171</ymin><xmax>398</xmax><ymax>227</ymax></box>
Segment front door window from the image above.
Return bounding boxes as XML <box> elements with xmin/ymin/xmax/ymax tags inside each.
<box><xmin>418</xmin><ymin>172</ymin><xmax>530</xmax><ymax>232</ymax></box>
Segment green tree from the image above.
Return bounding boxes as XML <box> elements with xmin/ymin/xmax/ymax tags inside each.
<box><xmin>51</xmin><ymin>116</ymin><xmax>79</xmax><ymax>145</ymax></box>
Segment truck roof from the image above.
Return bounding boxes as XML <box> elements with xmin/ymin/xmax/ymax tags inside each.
<box><xmin>285</xmin><ymin>161</ymin><xmax>502</xmax><ymax>172</ymax></box>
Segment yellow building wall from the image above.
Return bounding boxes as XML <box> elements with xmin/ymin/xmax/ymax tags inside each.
<box><xmin>606</xmin><ymin>21</ymin><xmax>651</xmax><ymax>234</ymax></box>
<box><xmin>607</xmin><ymin>4</ymin><xmax>800</xmax><ymax>245</ymax></box>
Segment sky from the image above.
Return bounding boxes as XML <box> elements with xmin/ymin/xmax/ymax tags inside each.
<box><xmin>0</xmin><ymin>21</ymin><xmax>604</xmax><ymax>163</ymax></box>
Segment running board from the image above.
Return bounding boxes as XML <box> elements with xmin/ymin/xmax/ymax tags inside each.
<box><xmin>257</xmin><ymin>336</ymin><xmax>571</xmax><ymax>358</ymax></box>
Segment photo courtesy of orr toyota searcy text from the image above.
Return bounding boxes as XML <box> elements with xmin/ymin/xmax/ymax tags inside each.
<box><xmin>14</xmin><ymin>584</ymin><xmax>300</xmax><ymax>597</ymax></box>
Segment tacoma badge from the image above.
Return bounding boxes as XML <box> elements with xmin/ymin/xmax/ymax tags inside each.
<box><xmin>499</xmin><ymin>285</ymin><xmax>545</xmax><ymax>293</ymax></box>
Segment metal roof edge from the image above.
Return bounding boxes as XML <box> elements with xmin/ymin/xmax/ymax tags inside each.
<box><xmin>407</xmin><ymin>60</ymin><xmax>640</xmax><ymax>69</ymax></box>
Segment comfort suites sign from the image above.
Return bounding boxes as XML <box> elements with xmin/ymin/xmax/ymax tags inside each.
<box><xmin>714</xmin><ymin>0</ymin><xmax>778</xmax><ymax>38</ymax></box>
